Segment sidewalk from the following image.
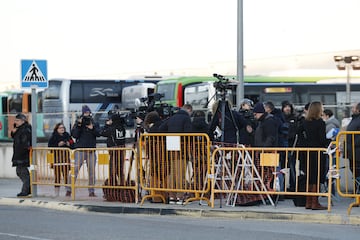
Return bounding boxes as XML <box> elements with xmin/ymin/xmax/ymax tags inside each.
<box><xmin>0</xmin><ymin>178</ymin><xmax>359</xmax><ymax>225</ymax></box>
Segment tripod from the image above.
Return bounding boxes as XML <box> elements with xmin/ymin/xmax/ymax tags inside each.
<box><xmin>207</xmin><ymin>84</ymin><xmax>240</xmax><ymax>207</ymax></box>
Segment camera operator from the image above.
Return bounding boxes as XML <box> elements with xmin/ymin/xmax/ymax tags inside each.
<box><xmin>238</xmin><ymin>99</ymin><xmax>256</xmax><ymax>146</ymax></box>
<box><xmin>100</xmin><ymin>111</ymin><xmax>126</xmax><ymax>186</ymax></box>
<box><xmin>143</xmin><ymin>111</ymin><xmax>163</xmax><ymax>133</ymax></box>
<box><xmin>66</xmin><ymin>105</ymin><xmax>100</xmax><ymax>197</ymax></box>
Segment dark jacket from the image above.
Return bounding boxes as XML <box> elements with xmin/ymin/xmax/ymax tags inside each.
<box><xmin>346</xmin><ymin>113</ymin><xmax>360</xmax><ymax>177</ymax></box>
<box><xmin>284</xmin><ymin>112</ymin><xmax>298</xmax><ymax>147</ymax></box>
<box><xmin>148</xmin><ymin>120</ymin><xmax>163</xmax><ymax>133</ymax></box>
<box><xmin>47</xmin><ymin>131</ymin><xmax>73</xmax><ymax>164</ymax></box>
<box><xmin>11</xmin><ymin>122</ymin><xmax>32</xmax><ymax>167</ymax></box>
<box><xmin>238</xmin><ymin>109</ymin><xmax>256</xmax><ymax>146</ymax></box>
<box><xmin>271</xmin><ymin>108</ymin><xmax>288</xmax><ymax>147</ymax></box>
<box><xmin>159</xmin><ymin>109</ymin><xmax>192</xmax><ymax>133</ymax></box>
<box><xmin>191</xmin><ymin>116</ymin><xmax>209</xmax><ymax>133</ymax></box>
<box><xmin>71</xmin><ymin>116</ymin><xmax>100</xmax><ymax>148</ymax></box>
<box><xmin>48</xmin><ymin>131</ymin><xmax>73</xmax><ymax>148</ymax></box>
<box><xmin>254</xmin><ymin>113</ymin><xmax>278</xmax><ymax>147</ymax></box>
<box><xmin>100</xmin><ymin>120</ymin><xmax>126</xmax><ymax>147</ymax></box>
<box><xmin>208</xmin><ymin>110</ymin><xmax>247</xmax><ymax>144</ymax></box>
<box><xmin>303</xmin><ymin>118</ymin><xmax>329</xmax><ymax>184</ymax></box>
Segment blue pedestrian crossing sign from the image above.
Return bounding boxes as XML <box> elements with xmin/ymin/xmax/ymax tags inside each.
<box><xmin>21</xmin><ymin>59</ymin><xmax>48</xmax><ymax>88</ymax></box>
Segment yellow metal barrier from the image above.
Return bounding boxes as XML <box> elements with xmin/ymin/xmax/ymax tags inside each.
<box><xmin>210</xmin><ymin>146</ymin><xmax>333</xmax><ymax>211</ymax></box>
<box><xmin>335</xmin><ymin>131</ymin><xmax>360</xmax><ymax>215</ymax></box>
<box><xmin>30</xmin><ymin>147</ymin><xmax>138</xmax><ymax>202</ymax></box>
<box><xmin>138</xmin><ymin>133</ymin><xmax>211</xmax><ymax>205</ymax></box>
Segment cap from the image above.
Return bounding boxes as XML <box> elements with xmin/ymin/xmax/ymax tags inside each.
<box><xmin>253</xmin><ymin>102</ymin><xmax>265</xmax><ymax>113</ymax></box>
<box><xmin>15</xmin><ymin>113</ymin><xmax>27</xmax><ymax>121</ymax></box>
<box><xmin>82</xmin><ymin>105</ymin><xmax>91</xmax><ymax>114</ymax></box>
<box><xmin>241</xmin><ymin>98</ymin><xmax>254</xmax><ymax>107</ymax></box>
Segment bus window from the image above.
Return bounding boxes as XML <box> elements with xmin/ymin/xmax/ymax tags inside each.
<box><xmin>70</xmin><ymin>82</ymin><xmax>83</xmax><ymax>103</ymax></box>
<box><xmin>309</xmin><ymin>93</ymin><xmax>336</xmax><ymax>105</ymax></box>
<box><xmin>156</xmin><ymin>83</ymin><xmax>175</xmax><ymax>101</ymax></box>
<box><xmin>261</xmin><ymin>93</ymin><xmax>293</xmax><ymax>107</ymax></box>
<box><xmin>1</xmin><ymin>96</ymin><xmax>7</xmax><ymax>113</ymax></box>
<box><xmin>43</xmin><ymin>81</ymin><xmax>61</xmax><ymax>99</ymax></box>
<box><xmin>8</xmin><ymin>92</ymin><xmax>22</xmax><ymax>113</ymax></box>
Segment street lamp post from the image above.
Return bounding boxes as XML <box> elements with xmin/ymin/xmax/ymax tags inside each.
<box><xmin>334</xmin><ymin>55</ymin><xmax>360</xmax><ymax>116</ymax></box>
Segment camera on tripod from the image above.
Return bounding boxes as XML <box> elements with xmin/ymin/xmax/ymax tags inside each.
<box><xmin>213</xmin><ymin>73</ymin><xmax>235</xmax><ymax>91</ymax></box>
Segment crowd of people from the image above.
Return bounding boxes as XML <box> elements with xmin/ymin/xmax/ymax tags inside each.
<box><xmin>11</xmin><ymin>100</ymin><xmax>360</xmax><ymax>210</ymax></box>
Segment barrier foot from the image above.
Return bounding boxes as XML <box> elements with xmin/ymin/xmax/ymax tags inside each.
<box><xmin>140</xmin><ymin>194</ymin><xmax>166</xmax><ymax>205</ymax></box>
<box><xmin>347</xmin><ymin>196</ymin><xmax>360</xmax><ymax>215</ymax></box>
<box><xmin>183</xmin><ymin>196</ymin><xmax>210</xmax><ymax>206</ymax></box>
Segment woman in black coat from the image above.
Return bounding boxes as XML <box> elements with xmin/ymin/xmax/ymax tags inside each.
<box><xmin>48</xmin><ymin>123</ymin><xmax>74</xmax><ymax>196</ymax></box>
<box><xmin>303</xmin><ymin>101</ymin><xmax>329</xmax><ymax>210</ymax></box>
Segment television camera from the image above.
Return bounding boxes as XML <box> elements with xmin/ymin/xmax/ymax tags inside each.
<box><xmin>131</xmin><ymin>93</ymin><xmax>178</xmax><ymax>120</ymax></box>
<box><xmin>213</xmin><ymin>73</ymin><xmax>237</xmax><ymax>91</ymax></box>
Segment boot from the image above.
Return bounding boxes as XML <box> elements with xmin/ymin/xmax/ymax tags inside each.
<box><xmin>305</xmin><ymin>196</ymin><xmax>312</xmax><ymax>209</ymax></box>
<box><xmin>310</xmin><ymin>184</ymin><xmax>326</xmax><ymax>210</ymax></box>
<box><xmin>54</xmin><ymin>187</ymin><xmax>60</xmax><ymax>197</ymax></box>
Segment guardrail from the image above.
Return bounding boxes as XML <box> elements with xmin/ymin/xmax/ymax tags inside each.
<box><xmin>28</xmin><ymin>132</ymin><xmax>360</xmax><ymax>214</ymax></box>
<box><xmin>209</xmin><ymin>146</ymin><xmax>332</xmax><ymax>212</ymax></box>
<box><xmin>30</xmin><ymin>146</ymin><xmax>138</xmax><ymax>203</ymax></box>
<box><xmin>138</xmin><ymin>133</ymin><xmax>211</xmax><ymax>205</ymax></box>
<box><xmin>335</xmin><ymin>131</ymin><xmax>360</xmax><ymax>215</ymax></box>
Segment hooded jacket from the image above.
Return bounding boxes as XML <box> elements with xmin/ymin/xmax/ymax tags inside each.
<box><xmin>11</xmin><ymin>122</ymin><xmax>32</xmax><ymax>167</ymax></box>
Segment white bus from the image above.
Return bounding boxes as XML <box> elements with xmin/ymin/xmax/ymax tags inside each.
<box><xmin>42</xmin><ymin>78</ymin><xmax>159</xmax><ymax>139</ymax></box>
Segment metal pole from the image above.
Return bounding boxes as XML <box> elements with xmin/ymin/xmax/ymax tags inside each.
<box><xmin>346</xmin><ymin>64</ymin><xmax>351</xmax><ymax>105</ymax></box>
<box><xmin>31</xmin><ymin>87</ymin><xmax>37</xmax><ymax>196</ymax></box>
<box><xmin>236</xmin><ymin>0</ymin><xmax>244</xmax><ymax>107</ymax></box>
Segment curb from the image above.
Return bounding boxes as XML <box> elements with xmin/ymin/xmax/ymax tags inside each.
<box><xmin>1</xmin><ymin>197</ymin><xmax>359</xmax><ymax>225</ymax></box>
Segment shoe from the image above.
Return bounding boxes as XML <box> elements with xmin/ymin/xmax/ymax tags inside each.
<box><xmin>176</xmin><ymin>198</ymin><xmax>184</xmax><ymax>205</ymax></box>
<box><xmin>17</xmin><ymin>192</ymin><xmax>31</xmax><ymax>197</ymax></box>
<box><xmin>89</xmin><ymin>192</ymin><xmax>97</xmax><ymax>197</ymax></box>
<box><xmin>168</xmin><ymin>197</ymin><xmax>177</xmax><ymax>204</ymax></box>
<box><xmin>65</xmin><ymin>191</ymin><xmax>71</xmax><ymax>197</ymax></box>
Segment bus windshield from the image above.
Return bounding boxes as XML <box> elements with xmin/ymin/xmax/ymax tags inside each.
<box><xmin>156</xmin><ymin>83</ymin><xmax>175</xmax><ymax>101</ymax></box>
<box><xmin>43</xmin><ymin>81</ymin><xmax>61</xmax><ymax>99</ymax></box>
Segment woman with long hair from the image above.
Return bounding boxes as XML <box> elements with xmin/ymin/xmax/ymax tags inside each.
<box><xmin>303</xmin><ymin>101</ymin><xmax>329</xmax><ymax>210</ymax></box>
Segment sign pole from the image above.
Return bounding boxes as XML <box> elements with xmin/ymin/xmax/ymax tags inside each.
<box><xmin>21</xmin><ymin>59</ymin><xmax>48</xmax><ymax>197</ymax></box>
<box><xmin>31</xmin><ymin>87</ymin><xmax>37</xmax><ymax>196</ymax></box>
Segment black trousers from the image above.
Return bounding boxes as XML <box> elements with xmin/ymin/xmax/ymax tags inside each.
<box><xmin>16</xmin><ymin>166</ymin><xmax>30</xmax><ymax>194</ymax></box>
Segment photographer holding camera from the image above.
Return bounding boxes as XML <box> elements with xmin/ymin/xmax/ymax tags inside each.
<box><xmin>100</xmin><ymin>111</ymin><xmax>126</xmax><ymax>186</ymax></box>
<box><xmin>65</xmin><ymin>105</ymin><xmax>100</xmax><ymax>197</ymax></box>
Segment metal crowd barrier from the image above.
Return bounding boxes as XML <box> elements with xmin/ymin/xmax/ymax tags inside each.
<box><xmin>335</xmin><ymin>131</ymin><xmax>360</xmax><ymax>215</ymax></box>
<box><xmin>30</xmin><ymin>135</ymin><xmax>342</xmax><ymax>213</ymax></box>
<box><xmin>138</xmin><ymin>133</ymin><xmax>211</xmax><ymax>205</ymax></box>
<box><xmin>30</xmin><ymin>147</ymin><xmax>138</xmax><ymax>202</ymax></box>
<box><xmin>209</xmin><ymin>146</ymin><xmax>333</xmax><ymax>211</ymax></box>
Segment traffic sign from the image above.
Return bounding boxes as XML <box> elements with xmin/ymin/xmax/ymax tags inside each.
<box><xmin>21</xmin><ymin>59</ymin><xmax>48</xmax><ymax>88</ymax></box>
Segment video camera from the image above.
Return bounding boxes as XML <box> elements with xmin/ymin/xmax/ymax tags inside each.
<box><xmin>213</xmin><ymin>73</ymin><xmax>236</xmax><ymax>91</ymax></box>
<box><xmin>82</xmin><ymin>116</ymin><xmax>92</xmax><ymax>126</ymax></box>
<box><xmin>131</xmin><ymin>93</ymin><xmax>178</xmax><ymax>120</ymax></box>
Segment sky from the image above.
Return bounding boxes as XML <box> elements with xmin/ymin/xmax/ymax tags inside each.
<box><xmin>0</xmin><ymin>0</ymin><xmax>360</xmax><ymax>90</ymax></box>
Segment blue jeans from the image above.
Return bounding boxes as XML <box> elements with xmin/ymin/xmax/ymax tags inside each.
<box><xmin>66</xmin><ymin>150</ymin><xmax>96</xmax><ymax>193</ymax></box>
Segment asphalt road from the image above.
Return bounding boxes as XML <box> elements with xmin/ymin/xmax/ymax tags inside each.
<box><xmin>0</xmin><ymin>205</ymin><xmax>359</xmax><ymax>240</ymax></box>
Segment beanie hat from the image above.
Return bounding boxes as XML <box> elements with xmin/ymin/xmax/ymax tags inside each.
<box><xmin>15</xmin><ymin>113</ymin><xmax>27</xmax><ymax>121</ymax></box>
<box><xmin>253</xmin><ymin>102</ymin><xmax>265</xmax><ymax>113</ymax></box>
<box><xmin>82</xmin><ymin>105</ymin><xmax>91</xmax><ymax>114</ymax></box>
